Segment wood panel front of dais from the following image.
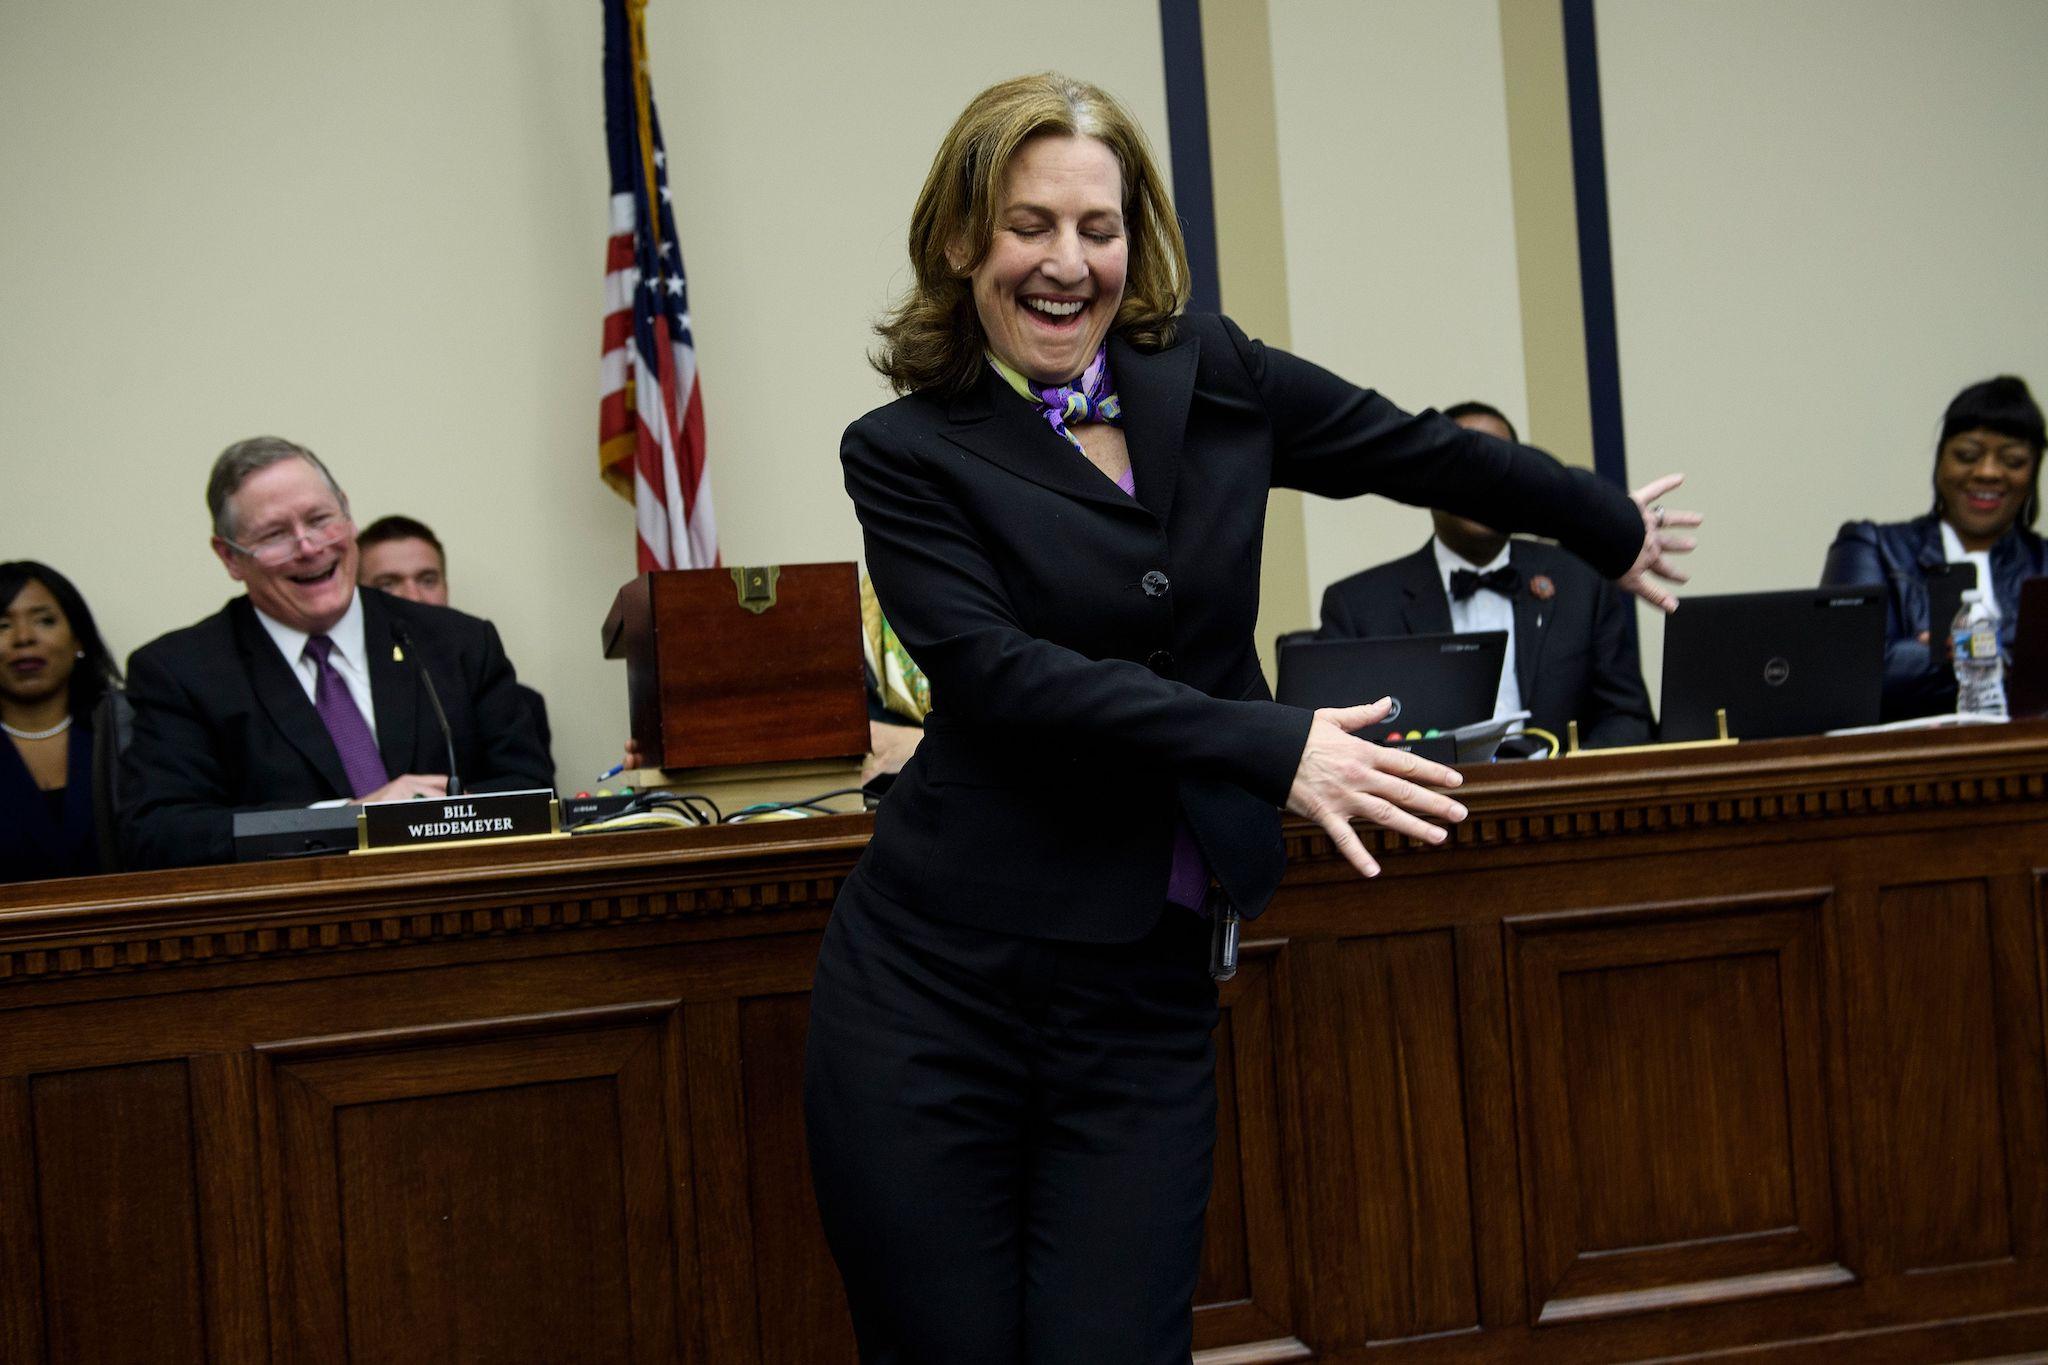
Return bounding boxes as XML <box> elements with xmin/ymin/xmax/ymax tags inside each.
<box><xmin>6</xmin><ymin>728</ymin><xmax>2048</xmax><ymax>1362</ymax></box>
<box><xmin>1508</xmin><ymin>895</ymin><xmax>1850</xmax><ymax>1325</ymax></box>
<box><xmin>1195</xmin><ymin>944</ymin><xmax>1308</xmax><ymax>1362</ymax></box>
<box><xmin>2</xmin><ymin>1061</ymin><xmax>212</xmax><ymax>1364</ymax></box>
<box><xmin>1287</xmin><ymin>929</ymin><xmax>1483</xmax><ymax>1349</ymax></box>
<box><xmin>256</xmin><ymin>1004</ymin><xmax>690</xmax><ymax>1365</ymax></box>
<box><xmin>1843</xmin><ymin>868</ymin><xmax>2048</xmax><ymax>1290</ymax></box>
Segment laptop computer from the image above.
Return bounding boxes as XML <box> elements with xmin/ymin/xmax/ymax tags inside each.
<box><xmin>1659</xmin><ymin>586</ymin><xmax>1884</xmax><ymax>741</ymax></box>
<box><xmin>1276</xmin><ymin>632</ymin><xmax>1506</xmax><ymax>735</ymax></box>
<box><xmin>2004</xmin><ymin>576</ymin><xmax>2048</xmax><ymax>719</ymax></box>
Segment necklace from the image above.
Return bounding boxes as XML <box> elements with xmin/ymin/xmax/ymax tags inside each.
<box><xmin>2</xmin><ymin>715</ymin><xmax>72</xmax><ymax>741</ymax></box>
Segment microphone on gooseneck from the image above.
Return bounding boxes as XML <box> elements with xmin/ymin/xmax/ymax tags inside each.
<box><xmin>390</xmin><ymin>622</ymin><xmax>462</xmax><ymax>797</ymax></box>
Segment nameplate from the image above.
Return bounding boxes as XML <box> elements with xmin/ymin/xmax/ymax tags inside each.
<box><xmin>357</xmin><ymin>789</ymin><xmax>559</xmax><ymax>852</ymax></box>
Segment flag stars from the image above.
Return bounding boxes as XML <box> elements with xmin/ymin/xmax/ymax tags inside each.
<box><xmin>660</xmin><ymin>185</ymin><xmax>673</xmax><ymax>204</ymax></box>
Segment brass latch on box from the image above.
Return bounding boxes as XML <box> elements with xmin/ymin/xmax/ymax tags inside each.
<box><xmin>731</xmin><ymin>565</ymin><xmax>781</xmax><ymax>614</ymax></box>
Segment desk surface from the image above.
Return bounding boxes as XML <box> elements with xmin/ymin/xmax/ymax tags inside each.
<box><xmin>4</xmin><ymin>723</ymin><xmax>2047</xmax><ymax>1362</ymax></box>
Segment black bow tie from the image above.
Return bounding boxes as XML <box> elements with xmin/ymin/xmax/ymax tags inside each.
<box><xmin>1450</xmin><ymin>566</ymin><xmax>1521</xmax><ymax>602</ymax></box>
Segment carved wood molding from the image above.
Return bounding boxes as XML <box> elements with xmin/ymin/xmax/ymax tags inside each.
<box><xmin>0</xmin><ymin>861</ymin><xmax>851</xmax><ymax>988</ymax></box>
<box><xmin>1285</xmin><ymin>731</ymin><xmax>2048</xmax><ymax>866</ymax></box>
<box><xmin>5</xmin><ymin>727</ymin><xmax>2046</xmax><ymax>986</ymax></box>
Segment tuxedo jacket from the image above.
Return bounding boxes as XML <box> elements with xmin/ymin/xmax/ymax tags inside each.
<box><xmin>1317</xmin><ymin>538</ymin><xmax>1653</xmax><ymax>748</ymax></box>
<box><xmin>119</xmin><ymin>589</ymin><xmax>552</xmax><ymax>869</ymax></box>
<box><xmin>844</xmin><ymin>314</ymin><xmax>1644</xmax><ymax>942</ymax></box>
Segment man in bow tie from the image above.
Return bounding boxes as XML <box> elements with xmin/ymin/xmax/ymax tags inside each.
<box><xmin>1316</xmin><ymin>401</ymin><xmax>1654</xmax><ymax>749</ymax></box>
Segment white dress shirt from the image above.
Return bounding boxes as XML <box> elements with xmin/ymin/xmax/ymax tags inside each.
<box><xmin>1433</xmin><ymin>535</ymin><xmax>1524</xmax><ymax>726</ymax></box>
<box><xmin>252</xmin><ymin>589</ymin><xmax>380</xmax><ymax>740</ymax></box>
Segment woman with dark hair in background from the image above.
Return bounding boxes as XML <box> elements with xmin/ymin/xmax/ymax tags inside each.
<box><xmin>0</xmin><ymin>562</ymin><xmax>121</xmax><ymax>881</ymax></box>
<box><xmin>1822</xmin><ymin>376</ymin><xmax>2047</xmax><ymax>719</ymax></box>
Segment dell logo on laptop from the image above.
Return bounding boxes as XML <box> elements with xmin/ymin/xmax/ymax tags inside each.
<box><xmin>1763</xmin><ymin>657</ymin><xmax>1792</xmax><ymax>687</ymax></box>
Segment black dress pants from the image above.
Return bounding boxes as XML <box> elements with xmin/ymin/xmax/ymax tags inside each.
<box><xmin>804</xmin><ymin>867</ymin><xmax>1220</xmax><ymax>1365</ymax></box>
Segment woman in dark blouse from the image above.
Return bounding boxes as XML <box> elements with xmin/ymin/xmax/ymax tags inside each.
<box><xmin>1</xmin><ymin>561</ymin><xmax>121</xmax><ymax>882</ymax></box>
<box><xmin>1821</xmin><ymin>377</ymin><xmax>2046</xmax><ymax>719</ymax></box>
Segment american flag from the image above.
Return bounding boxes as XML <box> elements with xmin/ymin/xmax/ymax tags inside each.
<box><xmin>598</xmin><ymin>0</ymin><xmax>716</xmax><ymax>572</ymax></box>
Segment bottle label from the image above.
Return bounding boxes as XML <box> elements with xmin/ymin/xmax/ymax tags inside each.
<box><xmin>1955</xmin><ymin>623</ymin><xmax>1998</xmax><ymax>661</ymax></box>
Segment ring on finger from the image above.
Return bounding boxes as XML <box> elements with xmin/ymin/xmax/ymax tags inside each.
<box><xmin>1652</xmin><ymin>505</ymin><xmax>1667</xmax><ymax>528</ymax></box>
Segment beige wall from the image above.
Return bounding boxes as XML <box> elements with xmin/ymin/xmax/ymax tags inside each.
<box><xmin>7</xmin><ymin>0</ymin><xmax>2048</xmax><ymax>764</ymax></box>
<box><xmin>0</xmin><ymin>1</ymin><xmax>1168</xmax><ymax>787</ymax></box>
<box><xmin>1598</xmin><ymin>0</ymin><xmax>2048</xmax><ymax>703</ymax></box>
<box><xmin>1268</xmin><ymin>0</ymin><xmax>1532</xmax><ymax>630</ymax></box>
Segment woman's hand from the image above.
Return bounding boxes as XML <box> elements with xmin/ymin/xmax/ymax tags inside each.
<box><xmin>861</xmin><ymin>720</ymin><xmax>923</xmax><ymax>784</ymax></box>
<box><xmin>1619</xmin><ymin>473</ymin><xmax>1703</xmax><ymax>613</ymax></box>
<box><xmin>1286</xmin><ymin>699</ymin><xmax>1468</xmax><ymax>879</ymax></box>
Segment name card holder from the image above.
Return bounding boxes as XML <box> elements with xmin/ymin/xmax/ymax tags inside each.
<box><xmin>1564</xmin><ymin>708</ymin><xmax>1737</xmax><ymax>758</ymax></box>
<box><xmin>355</xmin><ymin>789</ymin><xmax>563</xmax><ymax>854</ymax></box>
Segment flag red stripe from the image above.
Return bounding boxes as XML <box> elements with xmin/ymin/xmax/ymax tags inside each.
<box><xmin>676</xmin><ymin>383</ymin><xmax>707</xmax><ymax>519</ymax></box>
<box><xmin>598</xmin><ymin>390</ymin><xmax>631</xmax><ymax>443</ymax></box>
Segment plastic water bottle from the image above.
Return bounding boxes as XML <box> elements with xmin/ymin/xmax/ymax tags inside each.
<box><xmin>1951</xmin><ymin>589</ymin><xmax>2007</xmax><ymax>719</ymax></box>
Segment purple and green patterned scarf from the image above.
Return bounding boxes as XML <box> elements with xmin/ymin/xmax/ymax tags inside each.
<box><xmin>988</xmin><ymin>347</ymin><xmax>1122</xmax><ymax>454</ymax></box>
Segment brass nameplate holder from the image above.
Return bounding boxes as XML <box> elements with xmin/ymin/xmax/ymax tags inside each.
<box><xmin>1565</xmin><ymin>707</ymin><xmax>1736</xmax><ymax>758</ymax></box>
<box><xmin>730</xmin><ymin>565</ymin><xmax>781</xmax><ymax>614</ymax></box>
<box><xmin>355</xmin><ymin>789</ymin><xmax>562</xmax><ymax>853</ymax></box>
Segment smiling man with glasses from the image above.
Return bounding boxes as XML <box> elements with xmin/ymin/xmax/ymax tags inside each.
<box><xmin>117</xmin><ymin>436</ymin><xmax>552</xmax><ymax>869</ymax></box>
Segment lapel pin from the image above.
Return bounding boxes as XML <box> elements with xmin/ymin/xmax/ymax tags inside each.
<box><xmin>392</xmin><ymin>644</ymin><xmax>405</xmax><ymax>662</ymax></box>
<box><xmin>1529</xmin><ymin>574</ymin><xmax>1556</xmax><ymax>602</ymax></box>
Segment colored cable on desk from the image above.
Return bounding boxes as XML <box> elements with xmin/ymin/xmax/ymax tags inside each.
<box><xmin>725</xmin><ymin>787</ymin><xmax>869</xmax><ymax>823</ymax></box>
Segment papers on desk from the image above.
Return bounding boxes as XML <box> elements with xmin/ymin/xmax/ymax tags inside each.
<box><xmin>1823</xmin><ymin>712</ymin><xmax>2009</xmax><ymax>737</ymax></box>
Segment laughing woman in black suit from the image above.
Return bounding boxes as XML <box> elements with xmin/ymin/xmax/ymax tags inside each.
<box><xmin>0</xmin><ymin>562</ymin><xmax>121</xmax><ymax>882</ymax></box>
<box><xmin>802</xmin><ymin>71</ymin><xmax>1701</xmax><ymax>1365</ymax></box>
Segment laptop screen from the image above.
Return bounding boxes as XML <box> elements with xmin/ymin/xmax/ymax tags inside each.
<box><xmin>2005</xmin><ymin>576</ymin><xmax>2048</xmax><ymax>719</ymax></box>
<box><xmin>1276</xmin><ymin>632</ymin><xmax>1506</xmax><ymax>733</ymax></box>
<box><xmin>1660</xmin><ymin>586</ymin><xmax>1884</xmax><ymax>741</ymax></box>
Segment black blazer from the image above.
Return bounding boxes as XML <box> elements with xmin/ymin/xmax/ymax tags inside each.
<box><xmin>1821</xmin><ymin>513</ymin><xmax>2048</xmax><ymax>720</ymax></box>
<box><xmin>119</xmin><ymin>588</ymin><xmax>552</xmax><ymax>869</ymax></box>
<box><xmin>0</xmin><ymin>717</ymin><xmax>97</xmax><ymax>883</ymax></box>
<box><xmin>1317</xmin><ymin>538</ymin><xmax>1653</xmax><ymax>748</ymax></box>
<box><xmin>844</xmin><ymin>314</ymin><xmax>1644</xmax><ymax>942</ymax></box>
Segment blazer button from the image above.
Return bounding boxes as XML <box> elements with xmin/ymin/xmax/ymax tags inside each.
<box><xmin>1147</xmin><ymin>649</ymin><xmax>1176</xmax><ymax>674</ymax></box>
<box><xmin>1141</xmin><ymin>570</ymin><xmax>1171</xmax><ymax>597</ymax></box>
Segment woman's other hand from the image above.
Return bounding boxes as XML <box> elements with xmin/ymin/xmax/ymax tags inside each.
<box><xmin>1286</xmin><ymin>699</ymin><xmax>1468</xmax><ymax>879</ymax></box>
<box><xmin>1619</xmin><ymin>472</ymin><xmax>1703</xmax><ymax>613</ymax></box>
<box><xmin>861</xmin><ymin>720</ymin><xmax>923</xmax><ymax>784</ymax></box>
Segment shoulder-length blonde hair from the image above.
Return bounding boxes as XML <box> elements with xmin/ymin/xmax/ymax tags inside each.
<box><xmin>872</xmin><ymin>72</ymin><xmax>1191</xmax><ymax>396</ymax></box>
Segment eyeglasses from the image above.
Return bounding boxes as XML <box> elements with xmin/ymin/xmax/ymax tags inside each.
<box><xmin>224</xmin><ymin>507</ymin><xmax>355</xmax><ymax>567</ymax></box>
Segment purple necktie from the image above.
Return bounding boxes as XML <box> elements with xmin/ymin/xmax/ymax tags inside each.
<box><xmin>304</xmin><ymin>634</ymin><xmax>389</xmax><ymax>798</ymax></box>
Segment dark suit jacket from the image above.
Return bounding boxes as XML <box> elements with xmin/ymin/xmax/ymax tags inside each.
<box><xmin>1821</xmin><ymin>513</ymin><xmax>2048</xmax><ymax>720</ymax></box>
<box><xmin>844</xmin><ymin>314</ymin><xmax>1644</xmax><ymax>942</ymax></box>
<box><xmin>1317</xmin><ymin>538</ymin><xmax>1653</xmax><ymax>748</ymax></box>
<box><xmin>517</xmin><ymin>684</ymin><xmax>553</xmax><ymax>770</ymax></box>
<box><xmin>119</xmin><ymin>588</ymin><xmax>552</xmax><ymax>869</ymax></box>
